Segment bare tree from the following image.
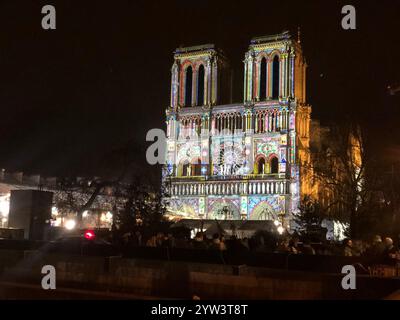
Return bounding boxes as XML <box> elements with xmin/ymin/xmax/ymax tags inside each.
<box><xmin>311</xmin><ymin>123</ymin><xmax>372</xmax><ymax>237</ymax></box>
<box><xmin>54</xmin><ymin>139</ymin><xmax>162</xmax><ymax>228</ymax></box>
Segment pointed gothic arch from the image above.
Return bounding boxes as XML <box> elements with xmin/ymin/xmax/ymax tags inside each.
<box><xmin>179</xmin><ymin>160</ymin><xmax>190</xmax><ymax>177</ymax></box>
<box><xmin>197</xmin><ymin>64</ymin><xmax>205</xmax><ymax>106</ymax></box>
<box><xmin>270</xmin><ymin>155</ymin><xmax>279</xmax><ymax>174</ymax></box>
<box><xmin>255</xmin><ymin>155</ymin><xmax>267</xmax><ymax>174</ymax></box>
<box><xmin>259</xmin><ymin>57</ymin><xmax>267</xmax><ymax>100</ymax></box>
<box><xmin>184</xmin><ymin>66</ymin><xmax>193</xmax><ymax>106</ymax></box>
<box><xmin>272</xmin><ymin>55</ymin><xmax>280</xmax><ymax>99</ymax></box>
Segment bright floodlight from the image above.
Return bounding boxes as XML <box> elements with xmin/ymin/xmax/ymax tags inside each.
<box><xmin>0</xmin><ymin>197</ymin><xmax>9</xmax><ymax>217</ymax></box>
<box><xmin>277</xmin><ymin>226</ymin><xmax>285</xmax><ymax>234</ymax></box>
<box><xmin>274</xmin><ymin>220</ymin><xmax>280</xmax><ymax>226</ymax></box>
<box><xmin>65</xmin><ymin>219</ymin><xmax>76</xmax><ymax>230</ymax></box>
<box><xmin>106</xmin><ymin>211</ymin><xmax>113</xmax><ymax>220</ymax></box>
<box><xmin>51</xmin><ymin>206</ymin><xmax>58</xmax><ymax>216</ymax></box>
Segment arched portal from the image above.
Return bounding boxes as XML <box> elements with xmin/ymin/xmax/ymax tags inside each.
<box><xmin>208</xmin><ymin>200</ymin><xmax>241</xmax><ymax>220</ymax></box>
<box><xmin>250</xmin><ymin>201</ymin><xmax>278</xmax><ymax>220</ymax></box>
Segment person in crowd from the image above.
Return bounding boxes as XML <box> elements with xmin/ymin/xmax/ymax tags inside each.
<box><xmin>352</xmin><ymin>239</ymin><xmax>364</xmax><ymax>257</ymax></box>
<box><xmin>248</xmin><ymin>235</ymin><xmax>258</xmax><ymax>252</ymax></box>
<box><xmin>161</xmin><ymin>233</ymin><xmax>175</xmax><ymax>248</ymax></box>
<box><xmin>301</xmin><ymin>239</ymin><xmax>316</xmax><ymax>255</ymax></box>
<box><xmin>146</xmin><ymin>234</ymin><xmax>157</xmax><ymax>247</ymax></box>
<box><xmin>132</xmin><ymin>231</ymin><xmax>142</xmax><ymax>246</ymax></box>
<box><xmin>174</xmin><ymin>235</ymin><xmax>189</xmax><ymax>249</ymax></box>
<box><xmin>121</xmin><ymin>232</ymin><xmax>131</xmax><ymax>245</ymax></box>
<box><xmin>241</xmin><ymin>237</ymin><xmax>250</xmax><ymax>250</ymax></box>
<box><xmin>211</xmin><ymin>233</ymin><xmax>222</xmax><ymax>250</ymax></box>
<box><xmin>365</xmin><ymin>235</ymin><xmax>385</xmax><ymax>259</ymax></box>
<box><xmin>383</xmin><ymin>237</ymin><xmax>398</xmax><ymax>265</ymax></box>
<box><xmin>219</xmin><ymin>235</ymin><xmax>227</xmax><ymax>251</ymax></box>
<box><xmin>276</xmin><ymin>238</ymin><xmax>290</xmax><ymax>253</ymax></box>
<box><xmin>398</xmin><ymin>234</ymin><xmax>400</xmax><ymax>250</ymax></box>
<box><xmin>155</xmin><ymin>232</ymin><xmax>165</xmax><ymax>247</ymax></box>
<box><xmin>227</xmin><ymin>235</ymin><xmax>248</xmax><ymax>253</ymax></box>
<box><xmin>343</xmin><ymin>238</ymin><xmax>353</xmax><ymax>257</ymax></box>
<box><xmin>191</xmin><ymin>232</ymin><xmax>208</xmax><ymax>249</ymax></box>
<box><xmin>288</xmin><ymin>238</ymin><xmax>299</xmax><ymax>254</ymax></box>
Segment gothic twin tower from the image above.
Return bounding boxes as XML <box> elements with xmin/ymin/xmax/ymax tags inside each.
<box><xmin>164</xmin><ymin>31</ymin><xmax>312</xmax><ymax>228</ymax></box>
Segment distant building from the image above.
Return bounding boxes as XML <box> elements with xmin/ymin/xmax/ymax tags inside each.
<box><xmin>0</xmin><ymin>171</ymin><xmax>114</xmax><ymax>230</ymax></box>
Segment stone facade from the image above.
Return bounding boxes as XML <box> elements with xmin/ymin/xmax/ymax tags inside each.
<box><xmin>164</xmin><ymin>32</ymin><xmax>312</xmax><ymax>228</ymax></box>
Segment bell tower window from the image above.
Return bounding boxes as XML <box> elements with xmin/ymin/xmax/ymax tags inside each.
<box><xmin>197</xmin><ymin>65</ymin><xmax>205</xmax><ymax>106</ymax></box>
<box><xmin>272</xmin><ymin>55</ymin><xmax>280</xmax><ymax>99</ymax></box>
<box><xmin>259</xmin><ymin>57</ymin><xmax>267</xmax><ymax>100</ymax></box>
<box><xmin>184</xmin><ymin>66</ymin><xmax>193</xmax><ymax>106</ymax></box>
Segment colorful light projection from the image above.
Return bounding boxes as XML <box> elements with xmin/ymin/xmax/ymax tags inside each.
<box><xmin>164</xmin><ymin>32</ymin><xmax>312</xmax><ymax>223</ymax></box>
<box><xmin>177</xmin><ymin>142</ymin><xmax>201</xmax><ymax>164</ymax></box>
<box><xmin>207</xmin><ymin>197</ymin><xmax>241</xmax><ymax>220</ymax></box>
<box><xmin>168</xmin><ymin>198</ymin><xmax>200</xmax><ymax>218</ymax></box>
<box><xmin>211</xmin><ymin>138</ymin><xmax>245</xmax><ymax>176</ymax></box>
<box><xmin>255</xmin><ymin>138</ymin><xmax>279</xmax><ymax>157</ymax></box>
<box><xmin>248</xmin><ymin>195</ymin><xmax>286</xmax><ymax>220</ymax></box>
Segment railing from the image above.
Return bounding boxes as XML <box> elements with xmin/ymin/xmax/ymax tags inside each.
<box><xmin>168</xmin><ymin>179</ymin><xmax>289</xmax><ymax>196</ymax></box>
<box><xmin>170</xmin><ymin>173</ymin><xmax>285</xmax><ymax>182</ymax></box>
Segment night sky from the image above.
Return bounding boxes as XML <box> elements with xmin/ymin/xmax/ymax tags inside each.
<box><xmin>0</xmin><ymin>0</ymin><xmax>399</xmax><ymax>182</ymax></box>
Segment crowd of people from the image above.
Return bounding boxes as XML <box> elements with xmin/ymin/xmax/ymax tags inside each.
<box><xmin>341</xmin><ymin>235</ymin><xmax>399</xmax><ymax>264</ymax></box>
<box><xmin>118</xmin><ymin>230</ymin><xmax>400</xmax><ymax>266</ymax></box>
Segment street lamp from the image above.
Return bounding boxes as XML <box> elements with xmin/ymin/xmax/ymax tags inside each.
<box><xmin>65</xmin><ymin>219</ymin><xmax>76</xmax><ymax>230</ymax></box>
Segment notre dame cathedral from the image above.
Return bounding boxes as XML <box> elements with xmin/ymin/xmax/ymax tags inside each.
<box><xmin>163</xmin><ymin>31</ymin><xmax>313</xmax><ymax>229</ymax></box>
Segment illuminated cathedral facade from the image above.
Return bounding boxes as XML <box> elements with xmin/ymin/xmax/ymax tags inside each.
<box><xmin>164</xmin><ymin>31</ymin><xmax>312</xmax><ymax>227</ymax></box>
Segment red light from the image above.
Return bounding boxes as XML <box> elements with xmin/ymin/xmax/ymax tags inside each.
<box><xmin>84</xmin><ymin>230</ymin><xmax>95</xmax><ymax>240</ymax></box>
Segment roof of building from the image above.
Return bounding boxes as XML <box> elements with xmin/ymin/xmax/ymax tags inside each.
<box><xmin>174</xmin><ymin>44</ymin><xmax>215</xmax><ymax>54</ymax></box>
<box><xmin>250</xmin><ymin>30</ymin><xmax>292</xmax><ymax>44</ymax></box>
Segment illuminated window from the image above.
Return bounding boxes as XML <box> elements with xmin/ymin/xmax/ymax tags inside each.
<box><xmin>197</xmin><ymin>65</ymin><xmax>205</xmax><ymax>106</ymax></box>
<box><xmin>259</xmin><ymin>57</ymin><xmax>267</xmax><ymax>100</ymax></box>
<box><xmin>270</xmin><ymin>156</ymin><xmax>279</xmax><ymax>174</ymax></box>
<box><xmin>257</xmin><ymin>157</ymin><xmax>266</xmax><ymax>174</ymax></box>
<box><xmin>184</xmin><ymin>66</ymin><xmax>193</xmax><ymax>106</ymax></box>
<box><xmin>272</xmin><ymin>55</ymin><xmax>280</xmax><ymax>99</ymax></box>
<box><xmin>182</xmin><ymin>161</ymin><xmax>190</xmax><ymax>176</ymax></box>
<box><xmin>193</xmin><ymin>159</ymin><xmax>202</xmax><ymax>176</ymax></box>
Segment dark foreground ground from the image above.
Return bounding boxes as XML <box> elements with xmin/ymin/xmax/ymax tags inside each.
<box><xmin>0</xmin><ymin>281</ymin><xmax>158</xmax><ymax>299</ymax></box>
<box><xmin>1</xmin><ymin>246</ymin><xmax>399</xmax><ymax>300</ymax></box>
